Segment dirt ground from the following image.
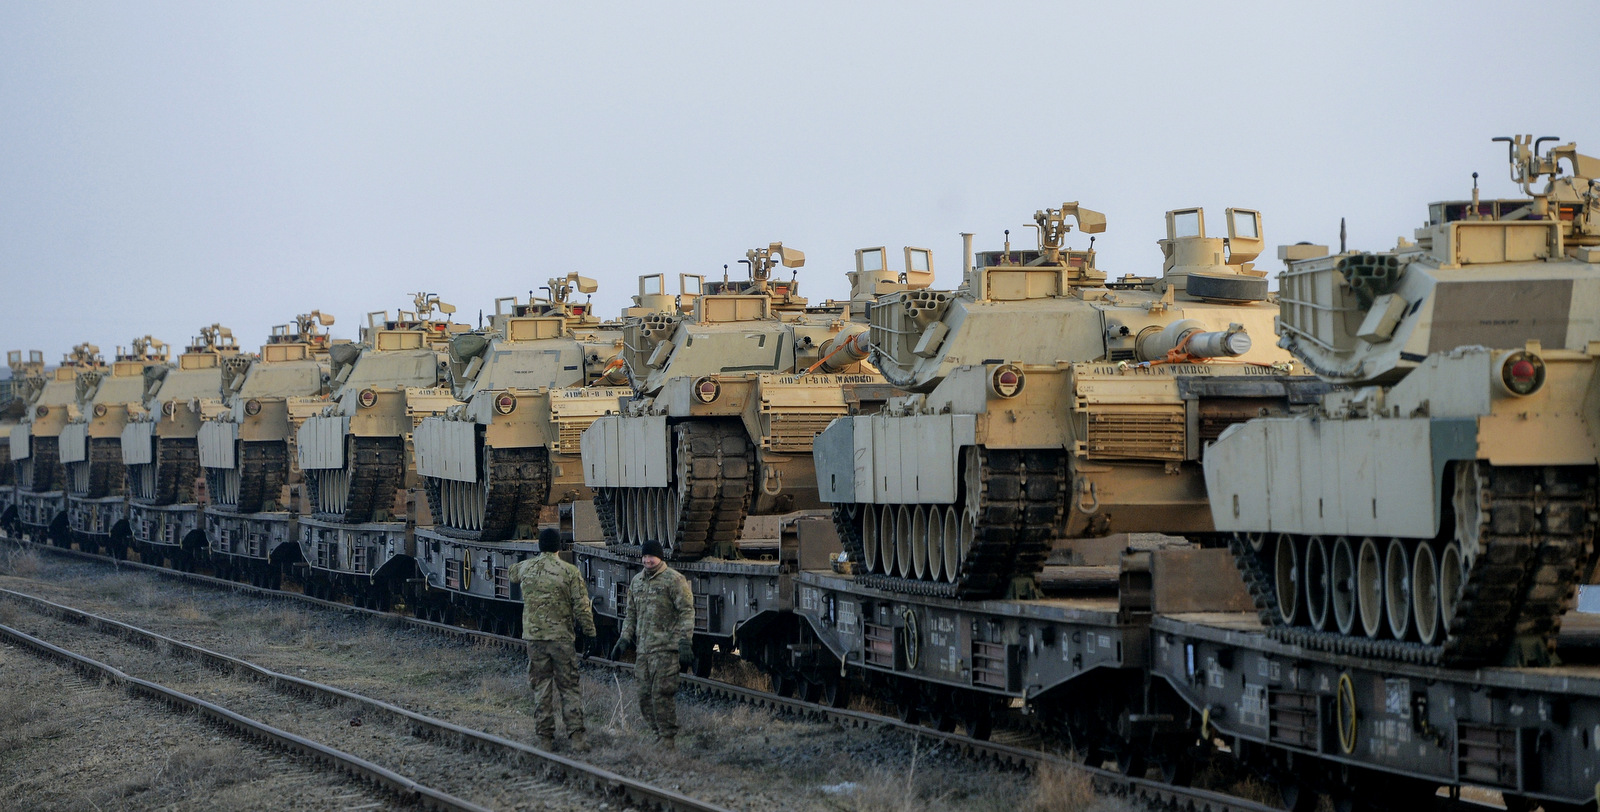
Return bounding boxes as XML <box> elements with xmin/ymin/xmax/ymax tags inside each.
<box><xmin>0</xmin><ymin>546</ymin><xmax>1139</xmax><ymax>812</ymax></box>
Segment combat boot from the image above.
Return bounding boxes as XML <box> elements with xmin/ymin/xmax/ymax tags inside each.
<box><xmin>658</xmin><ymin>735</ymin><xmax>675</xmax><ymax>751</ymax></box>
<box><xmin>537</xmin><ymin>734</ymin><xmax>555</xmax><ymax>752</ymax></box>
<box><xmin>569</xmin><ymin>731</ymin><xmax>590</xmax><ymax>753</ymax></box>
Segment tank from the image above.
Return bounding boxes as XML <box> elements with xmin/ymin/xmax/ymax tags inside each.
<box><xmin>10</xmin><ymin>343</ymin><xmax>103</xmax><ymax>542</ymax></box>
<box><xmin>198</xmin><ymin>311</ymin><xmax>336</xmax><ymax>514</ymax></box>
<box><xmin>59</xmin><ymin>337</ymin><xmax>173</xmax><ymax>551</ymax></box>
<box><xmin>815</xmin><ymin>202</ymin><xmax>1320</xmax><ymax>598</ymax></box>
<box><xmin>0</xmin><ymin>350</ymin><xmax>46</xmax><ymax>528</ymax></box>
<box><xmin>123</xmin><ymin>325</ymin><xmax>241</xmax><ymax>506</ymax></box>
<box><xmin>582</xmin><ymin>244</ymin><xmax>916</xmax><ymax>559</ymax></box>
<box><xmin>414</xmin><ymin>274</ymin><xmax>631</xmax><ymax>541</ymax></box>
<box><xmin>297</xmin><ymin>294</ymin><xmax>466</xmax><ymax>523</ymax></box>
<box><xmin>1206</xmin><ymin>135</ymin><xmax>1600</xmax><ymax>666</ymax></box>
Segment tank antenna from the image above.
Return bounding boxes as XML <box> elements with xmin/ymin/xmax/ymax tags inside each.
<box><xmin>1339</xmin><ymin>218</ymin><xmax>1347</xmax><ymax>253</ymax></box>
<box><xmin>1471</xmin><ymin>172</ymin><xmax>1481</xmax><ymax>215</ymax></box>
<box><xmin>1003</xmin><ymin>229</ymin><xmax>1011</xmax><ymax>264</ymax></box>
<box><xmin>723</xmin><ymin>264</ymin><xmax>730</xmax><ymax>285</ymax></box>
<box><xmin>477</xmin><ymin>309</ymin><xmax>483</xmax><ymax>329</ymax></box>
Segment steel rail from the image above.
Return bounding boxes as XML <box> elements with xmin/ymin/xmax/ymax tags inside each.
<box><xmin>6</xmin><ymin>537</ymin><xmax>1282</xmax><ymax>812</ymax></box>
<box><xmin>0</xmin><ymin>621</ymin><xmax>491</xmax><ymax>812</ymax></box>
<box><xmin>0</xmin><ymin>583</ymin><xmax>734</xmax><ymax>812</ymax></box>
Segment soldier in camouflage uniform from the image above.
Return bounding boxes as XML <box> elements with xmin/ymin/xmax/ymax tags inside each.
<box><xmin>609</xmin><ymin>539</ymin><xmax>695</xmax><ymax>749</ymax></box>
<box><xmin>510</xmin><ymin>528</ymin><xmax>597</xmax><ymax>752</ymax></box>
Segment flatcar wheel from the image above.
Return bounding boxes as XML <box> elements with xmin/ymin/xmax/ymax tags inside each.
<box><xmin>798</xmin><ymin>676</ymin><xmax>823</xmax><ymax>704</ymax></box>
<box><xmin>894</xmin><ymin>695</ymin><xmax>920</xmax><ymax>725</ymax></box>
<box><xmin>1114</xmin><ymin>748</ymin><xmax>1147</xmax><ymax>778</ymax></box>
<box><xmin>1156</xmin><ymin>752</ymin><xmax>1193</xmax><ymax>786</ymax></box>
<box><xmin>1278</xmin><ymin>779</ymin><xmax>1318</xmax><ymax>812</ymax></box>
<box><xmin>1274</xmin><ymin>535</ymin><xmax>1302</xmax><ymax>627</ymax></box>
<box><xmin>926</xmin><ymin>705</ymin><xmax>956</xmax><ymax>733</ymax></box>
<box><xmin>960</xmin><ymin>706</ymin><xmax>993</xmax><ymax>740</ymax></box>
<box><xmin>772</xmin><ymin>670</ymin><xmax>797</xmax><ymax>698</ymax></box>
<box><xmin>821</xmin><ymin>677</ymin><xmax>849</xmax><ymax>709</ymax></box>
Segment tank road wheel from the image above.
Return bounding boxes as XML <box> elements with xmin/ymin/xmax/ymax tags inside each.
<box><xmin>895</xmin><ymin>506</ymin><xmax>913</xmax><ymax>578</ymax></box>
<box><xmin>1412</xmin><ymin>541</ymin><xmax>1443</xmax><ymax>645</ymax></box>
<box><xmin>1385</xmin><ymin>539</ymin><xmax>1414</xmax><ymax>641</ymax></box>
<box><xmin>1304</xmin><ymin>536</ymin><xmax>1331</xmax><ymax>632</ymax></box>
<box><xmin>910</xmin><ymin>506</ymin><xmax>928</xmax><ymax>580</ymax></box>
<box><xmin>1332</xmin><ymin>537</ymin><xmax>1358</xmax><ymax>635</ymax></box>
<box><xmin>878</xmin><ymin>505</ymin><xmax>897</xmax><ymax>576</ymax></box>
<box><xmin>925</xmin><ymin>506</ymin><xmax>945</xmax><ymax>584</ymax></box>
<box><xmin>1438</xmin><ymin>542</ymin><xmax>1464</xmax><ymax>630</ymax></box>
<box><xmin>1357</xmin><ymin>537</ymin><xmax>1385</xmax><ymax>639</ymax></box>
<box><xmin>859</xmin><ymin>505</ymin><xmax>878</xmax><ymax>573</ymax></box>
<box><xmin>1274</xmin><ymin>535</ymin><xmax>1303</xmax><ymax>627</ymax></box>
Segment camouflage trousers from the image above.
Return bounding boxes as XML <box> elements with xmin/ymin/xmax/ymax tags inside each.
<box><xmin>635</xmin><ymin>649</ymin><xmax>681</xmax><ymax>739</ymax></box>
<box><xmin>526</xmin><ymin>640</ymin><xmax>584</xmax><ymax>738</ymax></box>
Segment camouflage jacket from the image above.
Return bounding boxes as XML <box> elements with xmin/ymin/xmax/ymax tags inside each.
<box><xmin>621</xmin><ymin>564</ymin><xmax>694</xmax><ymax>653</ymax></box>
<box><xmin>509</xmin><ymin>552</ymin><xmax>597</xmax><ymax>643</ymax></box>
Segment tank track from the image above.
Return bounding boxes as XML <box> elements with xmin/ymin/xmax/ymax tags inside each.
<box><xmin>602</xmin><ymin>420</ymin><xmax>754</xmax><ymax>560</ymax></box>
<box><xmin>22</xmin><ymin>437</ymin><xmax>60</xmax><ymax>492</ymax></box>
<box><xmin>1236</xmin><ymin>463</ymin><xmax>1596</xmax><ymax>667</ymax></box>
<box><xmin>208</xmin><ymin>441</ymin><xmax>289</xmax><ymax>514</ymax></box>
<box><xmin>832</xmin><ymin>503</ymin><xmax>865</xmax><ymax>568</ymax></box>
<box><xmin>841</xmin><ymin>447</ymin><xmax>1065</xmax><ymax>600</ymax></box>
<box><xmin>153</xmin><ymin>437</ymin><xmax>199</xmax><ymax>505</ymax></box>
<box><xmin>0</xmin><ymin>446</ymin><xmax>12</xmax><ymax>487</ymax></box>
<box><xmin>72</xmin><ymin>438</ymin><xmax>126</xmax><ymax>499</ymax></box>
<box><xmin>670</xmin><ymin>421</ymin><xmax>753</xmax><ymax>559</ymax></box>
<box><xmin>425</xmin><ymin>446</ymin><xmax>551</xmax><ymax>541</ymax></box>
<box><xmin>308</xmin><ymin>436</ymin><xmax>405</xmax><ymax>523</ymax></box>
<box><xmin>595</xmin><ymin>488</ymin><xmax>618</xmax><ymax>540</ymax></box>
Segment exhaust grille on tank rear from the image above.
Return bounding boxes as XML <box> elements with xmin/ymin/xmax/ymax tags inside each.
<box><xmin>1084</xmin><ymin>408</ymin><xmax>1185</xmax><ymax>461</ymax></box>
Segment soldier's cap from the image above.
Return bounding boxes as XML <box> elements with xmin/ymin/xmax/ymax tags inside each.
<box><xmin>538</xmin><ymin>527</ymin><xmax>562</xmax><ymax>552</ymax></box>
<box><xmin>641</xmin><ymin>539</ymin><xmax>664</xmax><ymax>559</ymax></box>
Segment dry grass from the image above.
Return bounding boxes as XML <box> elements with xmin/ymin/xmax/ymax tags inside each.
<box><xmin>1025</xmin><ymin>763</ymin><xmax>1097</xmax><ymax>812</ymax></box>
<box><xmin>0</xmin><ymin>543</ymin><xmax>40</xmax><ymax>577</ymax></box>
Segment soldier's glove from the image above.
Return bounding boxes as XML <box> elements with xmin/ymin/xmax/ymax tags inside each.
<box><xmin>609</xmin><ymin>638</ymin><xmax>631</xmax><ymax>661</ymax></box>
<box><xmin>575</xmin><ymin>633</ymin><xmax>594</xmax><ymax>655</ymax></box>
<box><xmin>677</xmin><ymin>638</ymin><xmax>695</xmax><ymax>669</ymax></box>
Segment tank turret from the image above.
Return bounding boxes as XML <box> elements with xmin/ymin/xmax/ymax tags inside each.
<box><xmin>1208</xmin><ymin>136</ymin><xmax>1600</xmax><ymax>667</ymax></box>
<box><xmin>413</xmin><ymin>275</ymin><xmax>631</xmax><ymax>542</ymax></box>
<box><xmin>816</xmin><ymin>202</ymin><xmax>1317</xmax><ymax>599</ymax></box>
<box><xmin>583</xmin><ymin>244</ymin><xmax>893</xmax><ymax>560</ymax></box>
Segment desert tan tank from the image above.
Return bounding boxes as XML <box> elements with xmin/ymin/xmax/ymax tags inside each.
<box><xmin>199</xmin><ymin>311</ymin><xmax>337</xmax><ymax>515</ymax></box>
<box><xmin>583</xmin><ymin>244</ymin><xmax>919</xmax><ymax>559</ymax></box>
<box><xmin>60</xmin><ymin>337</ymin><xmax>173</xmax><ymax>552</ymax></box>
<box><xmin>815</xmin><ymin>202</ymin><xmax>1319</xmax><ymax>598</ymax></box>
<box><xmin>297</xmin><ymin>294</ymin><xmax>466</xmax><ymax>523</ymax></box>
<box><xmin>0</xmin><ymin>350</ymin><xmax>47</xmax><ymax>529</ymax></box>
<box><xmin>123</xmin><ymin>325</ymin><xmax>241</xmax><ymax>506</ymax></box>
<box><xmin>10</xmin><ymin>344</ymin><xmax>103</xmax><ymax>541</ymax></box>
<box><xmin>413</xmin><ymin>274</ymin><xmax>632</xmax><ymax>541</ymax></box>
<box><xmin>1207</xmin><ymin>135</ymin><xmax>1600</xmax><ymax>666</ymax></box>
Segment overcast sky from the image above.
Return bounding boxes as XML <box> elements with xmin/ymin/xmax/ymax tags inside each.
<box><xmin>2</xmin><ymin>1</ymin><xmax>1596</xmax><ymax>365</ymax></box>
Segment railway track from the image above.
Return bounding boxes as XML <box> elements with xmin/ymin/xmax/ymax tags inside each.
<box><xmin>0</xmin><ymin>575</ymin><xmax>733</xmax><ymax>812</ymax></box>
<box><xmin>4</xmin><ymin>535</ymin><xmax>1290</xmax><ymax>812</ymax></box>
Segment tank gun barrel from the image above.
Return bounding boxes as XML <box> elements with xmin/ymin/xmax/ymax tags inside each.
<box><xmin>1137</xmin><ymin>319</ymin><xmax>1251</xmax><ymax>361</ymax></box>
<box><xmin>807</xmin><ymin>329</ymin><xmax>871</xmax><ymax>374</ymax></box>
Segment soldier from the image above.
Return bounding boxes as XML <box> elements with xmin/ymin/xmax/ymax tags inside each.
<box><xmin>609</xmin><ymin>539</ymin><xmax>695</xmax><ymax>749</ymax></box>
<box><xmin>509</xmin><ymin>527</ymin><xmax>597</xmax><ymax>752</ymax></box>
